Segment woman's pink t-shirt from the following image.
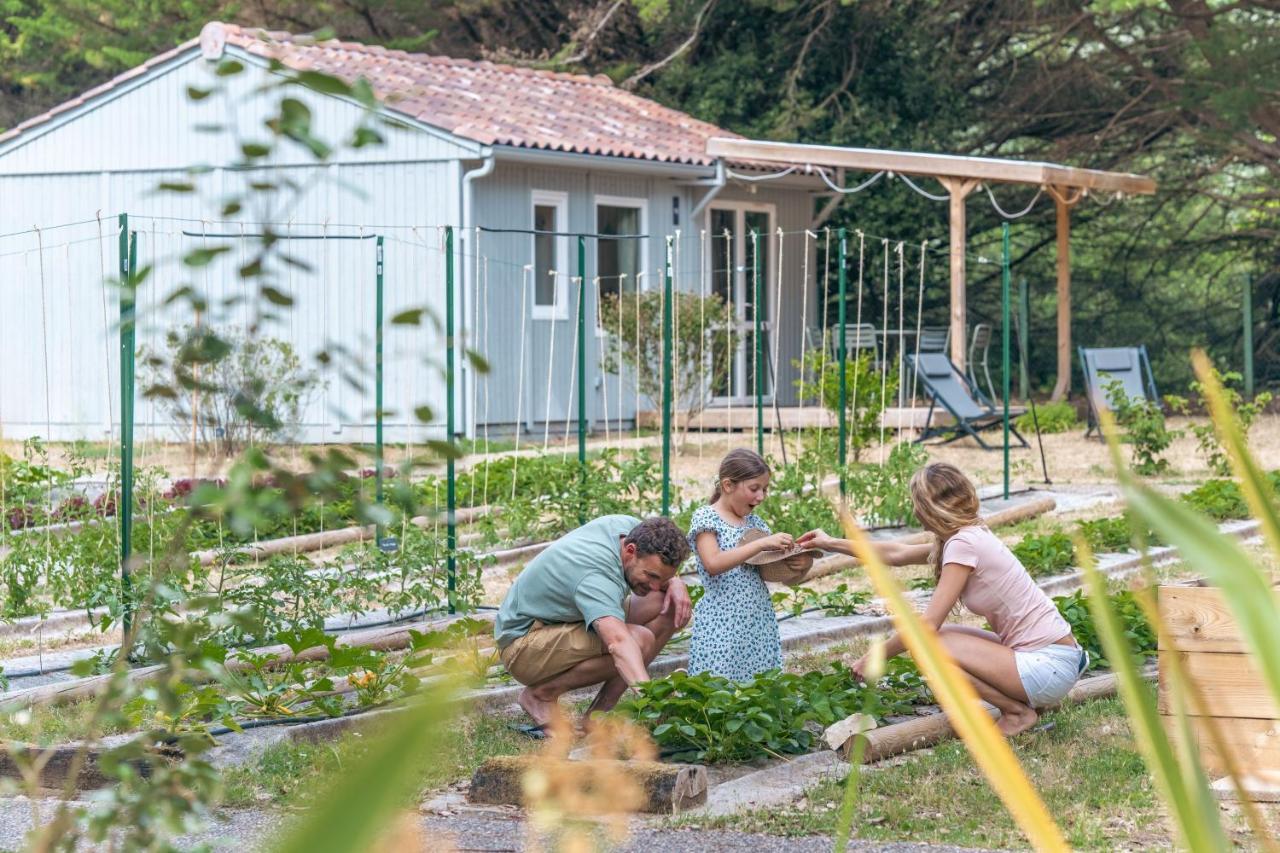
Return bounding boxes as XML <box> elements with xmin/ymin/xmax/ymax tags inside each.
<box><xmin>941</xmin><ymin>525</ymin><xmax>1073</xmax><ymax>652</ymax></box>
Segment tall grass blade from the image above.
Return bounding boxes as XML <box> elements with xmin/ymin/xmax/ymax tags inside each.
<box><xmin>839</xmin><ymin>509</ymin><xmax>1069</xmax><ymax>852</ymax></box>
<box><xmin>271</xmin><ymin>679</ymin><xmax>460</xmax><ymax>853</ymax></box>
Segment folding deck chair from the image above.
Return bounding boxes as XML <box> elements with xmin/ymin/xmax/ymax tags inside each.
<box><xmin>908</xmin><ymin>352</ymin><xmax>1029</xmax><ymax>450</ymax></box>
<box><xmin>1078</xmin><ymin>346</ymin><xmax>1160</xmax><ymax>438</ymax></box>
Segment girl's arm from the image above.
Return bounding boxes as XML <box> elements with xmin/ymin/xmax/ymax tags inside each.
<box><xmin>796</xmin><ymin>529</ymin><xmax>933</xmax><ymax>567</ymax></box>
<box><xmin>853</xmin><ymin>563</ymin><xmax>971</xmax><ymax>676</ymax></box>
<box><xmin>695</xmin><ymin>529</ymin><xmax>794</xmax><ymax>576</ymax></box>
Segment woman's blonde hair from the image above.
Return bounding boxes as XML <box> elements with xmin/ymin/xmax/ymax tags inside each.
<box><xmin>909</xmin><ymin>462</ymin><xmax>982</xmax><ymax>580</ymax></box>
<box><xmin>710</xmin><ymin>448</ymin><xmax>771</xmax><ymax>503</ymax></box>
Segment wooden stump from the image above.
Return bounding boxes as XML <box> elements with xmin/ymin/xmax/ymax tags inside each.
<box><xmin>468</xmin><ymin>755</ymin><xmax>707</xmax><ymax>814</ymax></box>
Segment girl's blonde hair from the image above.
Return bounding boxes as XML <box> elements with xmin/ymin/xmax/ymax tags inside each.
<box><xmin>710</xmin><ymin>448</ymin><xmax>771</xmax><ymax>503</ymax></box>
<box><xmin>909</xmin><ymin>462</ymin><xmax>982</xmax><ymax>580</ymax></box>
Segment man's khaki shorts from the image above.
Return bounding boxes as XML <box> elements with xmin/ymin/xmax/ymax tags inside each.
<box><xmin>499</xmin><ymin>621</ymin><xmax>607</xmax><ymax>686</ymax></box>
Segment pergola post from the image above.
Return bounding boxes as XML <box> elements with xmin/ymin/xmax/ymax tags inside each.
<box><xmin>940</xmin><ymin>177</ymin><xmax>979</xmax><ymax>370</ymax></box>
<box><xmin>1049</xmin><ymin>186</ymin><xmax>1081</xmax><ymax>401</ymax></box>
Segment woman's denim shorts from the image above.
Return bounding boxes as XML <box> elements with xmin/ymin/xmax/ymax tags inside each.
<box><xmin>1015</xmin><ymin>643</ymin><xmax>1088</xmax><ymax>708</ymax></box>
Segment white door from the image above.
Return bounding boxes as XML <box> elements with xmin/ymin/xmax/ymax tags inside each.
<box><xmin>708</xmin><ymin>204</ymin><xmax>775</xmax><ymax>405</ymax></box>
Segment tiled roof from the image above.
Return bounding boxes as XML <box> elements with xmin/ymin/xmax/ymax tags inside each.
<box><xmin>1</xmin><ymin>22</ymin><xmax>738</xmax><ymax>166</ymax></box>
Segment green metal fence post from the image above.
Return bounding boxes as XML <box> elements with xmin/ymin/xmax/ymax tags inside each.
<box><xmin>1018</xmin><ymin>277</ymin><xmax>1029</xmax><ymax>400</ymax></box>
<box><xmin>837</xmin><ymin>229</ymin><xmax>848</xmax><ymax>496</ymax></box>
<box><xmin>577</xmin><ymin>235</ymin><xmax>587</xmax><ymax>524</ymax></box>
<box><xmin>118</xmin><ymin>214</ymin><xmax>135</xmax><ymax>637</ymax></box>
<box><xmin>662</xmin><ymin>238</ymin><xmax>673</xmax><ymax>515</ymax></box>
<box><xmin>445</xmin><ymin>226</ymin><xmax>457</xmax><ymax>613</ymax></box>
<box><xmin>752</xmin><ymin>228</ymin><xmax>763</xmax><ymax>456</ymax></box>
<box><xmin>1001</xmin><ymin>223</ymin><xmax>1011</xmax><ymax>500</ymax></box>
<box><xmin>375</xmin><ymin>236</ymin><xmax>385</xmax><ymax>543</ymax></box>
<box><xmin>1244</xmin><ymin>272</ymin><xmax>1255</xmax><ymax>399</ymax></box>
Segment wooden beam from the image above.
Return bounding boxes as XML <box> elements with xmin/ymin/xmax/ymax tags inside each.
<box><xmin>940</xmin><ymin>178</ymin><xmax>978</xmax><ymax>370</ymax></box>
<box><xmin>1158</xmin><ymin>650</ymin><xmax>1280</xmax><ymax>720</ymax></box>
<box><xmin>707</xmin><ymin>138</ymin><xmax>1157</xmax><ymax>195</ymax></box>
<box><xmin>1049</xmin><ymin>186</ymin><xmax>1079</xmax><ymax>401</ymax></box>
<box><xmin>1158</xmin><ymin>584</ymin><xmax>1258</xmax><ymax>654</ymax></box>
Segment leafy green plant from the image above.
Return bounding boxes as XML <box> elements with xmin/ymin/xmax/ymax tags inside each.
<box><xmin>1011</xmin><ymin>530</ymin><xmax>1076</xmax><ymax>578</ymax></box>
<box><xmin>1076</xmin><ymin>516</ymin><xmax>1133</xmax><ymax>553</ymax></box>
<box><xmin>1166</xmin><ymin>366</ymin><xmax>1273</xmax><ymax>476</ymax></box>
<box><xmin>773</xmin><ymin>583</ymin><xmax>870</xmax><ymax>617</ymax></box>
<box><xmin>844</xmin><ymin>442</ymin><xmax>927</xmax><ymax>527</ymax></box>
<box><xmin>619</xmin><ymin>662</ymin><xmax>921</xmax><ymax>763</ymax></box>
<box><xmin>1105</xmin><ymin>378</ymin><xmax>1176</xmax><ymax>475</ymax></box>
<box><xmin>1054</xmin><ymin>589</ymin><xmax>1155</xmax><ymax>671</ymax></box>
<box><xmin>1181</xmin><ymin>478</ymin><xmax>1250</xmax><ymax>521</ymax></box>
<box><xmin>1015</xmin><ymin>401</ymin><xmax>1078</xmax><ymax>434</ymax></box>
<box><xmin>793</xmin><ymin>349</ymin><xmax>898</xmax><ymax>462</ymax></box>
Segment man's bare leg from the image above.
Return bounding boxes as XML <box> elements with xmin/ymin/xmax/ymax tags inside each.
<box><xmin>518</xmin><ymin>622</ymin><xmax>660</xmax><ymax>726</ymax></box>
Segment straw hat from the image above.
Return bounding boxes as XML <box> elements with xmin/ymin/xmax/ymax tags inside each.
<box><xmin>739</xmin><ymin>528</ymin><xmax>821</xmax><ymax>586</ymax></box>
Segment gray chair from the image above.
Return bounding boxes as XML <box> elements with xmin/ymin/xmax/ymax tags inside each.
<box><xmin>1078</xmin><ymin>346</ymin><xmax>1160</xmax><ymax>437</ymax></box>
<box><xmin>918</xmin><ymin>326</ymin><xmax>950</xmax><ymax>354</ymax></box>
<box><xmin>908</xmin><ymin>352</ymin><xmax>1028</xmax><ymax>450</ymax></box>
<box><xmin>967</xmin><ymin>323</ymin><xmax>996</xmax><ymax>402</ymax></box>
<box><xmin>839</xmin><ymin>322</ymin><xmax>880</xmax><ymax>366</ymax></box>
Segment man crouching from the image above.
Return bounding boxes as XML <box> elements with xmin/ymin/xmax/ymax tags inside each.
<box><xmin>494</xmin><ymin>515</ymin><xmax>691</xmax><ymax>736</ymax></box>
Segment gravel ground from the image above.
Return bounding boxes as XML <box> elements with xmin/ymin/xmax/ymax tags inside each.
<box><xmin>0</xmin><ymin>798</ymin><xmax>1000</xmax><ymax>851</ymax></box>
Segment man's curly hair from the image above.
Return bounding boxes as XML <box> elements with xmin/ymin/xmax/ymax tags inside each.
<box><xmin>624</xmin><ymin>517</ymin><xmax>690</xmax><ymax>568</ymax></box>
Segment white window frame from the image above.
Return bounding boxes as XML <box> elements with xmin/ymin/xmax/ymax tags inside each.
<box><xmin>531</xmin><ymin>190</ymin><xmax>569</xmax><ymax>321</ymax></box>
<box><xmin>592</xmin><ymin>194</ymin><xmax>649</xmax><ymax>335</ymax></box>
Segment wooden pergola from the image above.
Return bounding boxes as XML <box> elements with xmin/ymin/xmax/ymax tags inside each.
<box><xmin>706</xmin><ymin>138</ymin><xmax>1157</xmax><ymax>400</ymax></box>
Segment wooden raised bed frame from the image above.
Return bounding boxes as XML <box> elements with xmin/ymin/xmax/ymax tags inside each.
<box><xmin>1158</xmin><ymin>583</ymin><xmax>1280</xmax><ymax>776</ymax></box>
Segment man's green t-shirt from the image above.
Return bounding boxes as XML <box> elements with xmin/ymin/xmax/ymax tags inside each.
<box><xmin>495</xmin><ymin>514</ymin><xmax>641</xmax><ymax>649</ymax></box>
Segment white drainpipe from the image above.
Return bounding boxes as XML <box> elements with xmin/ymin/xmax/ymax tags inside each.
<box><xmin>459</xmin><ymin>155</ymin><xmax>495</xmax><ymax>439</ymax></box>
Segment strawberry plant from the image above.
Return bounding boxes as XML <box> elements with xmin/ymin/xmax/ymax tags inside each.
<box><xmin>1054</xmin><ymin>589</ymin><xmax>1155</xmax><ymax>671</ymax></box>
<box><xmin>1181</xmin><ymin>478</ymin><xmax>1249</xmax><ymax>521</ymax></box>
<box><xmin>619</xmin><ymin>662</ymin><xmax>925</xmax><ymax>763</ymax></box>
<box><xmin>773</xmin><ymin>583</ymin><xmax>870</xmax><ymax>617</ymax></box>
<box><xmin>1011</xmin><ymin>530</ymin><xmax>1077</xmax><ymax>577</ymax></box>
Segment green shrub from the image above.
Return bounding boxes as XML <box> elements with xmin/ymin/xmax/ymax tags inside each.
<box><xmin>844</xmin><ymin>441</ymin><xmax>927</xmax><ymax>527</ymax></box>
<box><xmin>1011</xmin><ymin>530</ymin><xmax>1077</xmax><ymax>577</ymax></box>
<box><xmin>1105</xmin><ymin>378</ymin><xmax>1176</xmax><ymax>475</ymax></box>
<box><xmin>1015</xmin><ymin>401</ymin><xmax>1078</xmax><ymax>434</ymax></box>
<box><xmin>1166</xmin><ymin>366</ymin><xmax>1273</xmax><ymax>476</ymax></box>
<box><xmin>793</xmin><ymin>349</ymin><xmax>898</xmax><ymax>463</ymax></box>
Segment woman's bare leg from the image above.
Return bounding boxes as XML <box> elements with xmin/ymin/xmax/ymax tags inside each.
<box><xmin>935</xmin><ymin>625</ymin><xmax>1038</xmax><ymax>735</ymax></box>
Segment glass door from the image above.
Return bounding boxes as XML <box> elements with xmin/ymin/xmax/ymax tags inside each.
<box><xmin>708</xmin><ymin>205</ymin><xmax>773</xmax><ymax>404</ymax></box>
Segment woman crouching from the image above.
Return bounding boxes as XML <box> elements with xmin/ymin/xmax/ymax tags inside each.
<box><xmin>797</xmin><ymin>462</ymin><xmax>1085</xmax><ymax>736</ymax></box>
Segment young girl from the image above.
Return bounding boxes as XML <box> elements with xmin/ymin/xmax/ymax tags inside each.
<box><xmin>797</xmin><ymin>462</ymin><xmax>1084</xmax><ymax>736</ymax></box>
<box><xmin>687</xmin><ymin>448</ymin><xmax>794</xmax><ymax>681</ymax></box>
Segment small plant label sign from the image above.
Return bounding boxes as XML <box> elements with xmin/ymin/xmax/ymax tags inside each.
<box><xmin>378</xmin><ymin>536</ymin><xmax>400</xmax><ymax>553</ymax></box>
